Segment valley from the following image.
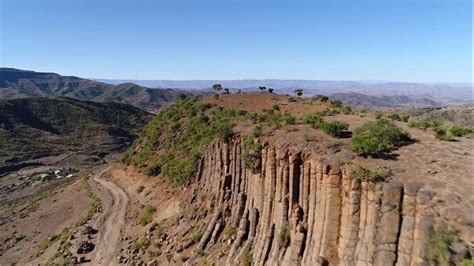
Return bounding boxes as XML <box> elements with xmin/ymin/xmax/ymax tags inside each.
<box><xmin>0</xmin><ymin>91</ymin><xmax>472</xmax><ymax>265</ymax></box>
<box><xmin>1</xmin><ymin>1</ymin><xmax>471</xmax><ymax>264</ymax></box>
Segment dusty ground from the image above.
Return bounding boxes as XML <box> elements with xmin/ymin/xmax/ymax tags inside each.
<box><xmin>0</xmin><ymin>178</ymin><xmax>89</xmax><ymax>264</ymax></box>
<box><xmin>203</xmin><ymin>92</ymin><xmax>329</xmax><ymax>115</ymax></box>
<box><xmin>86</xmin><ymin>166</ymin><xmax>129</xmax><ymax>265</ymax></box>
<box><xmin>105</xmin><ymin>165</ymin><xmax>190</xmax><ymax>264</ymax></box>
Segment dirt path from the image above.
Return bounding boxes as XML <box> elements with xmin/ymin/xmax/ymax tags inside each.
<box><xmin>87</xmin><ymin>166</ymin><xmax>129</xmax><ymax>265</ymax></box>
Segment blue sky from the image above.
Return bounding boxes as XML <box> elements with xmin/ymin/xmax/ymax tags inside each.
<box><xmin>0</xmin><ymin>0</ymin><xmax>472</xmax><ymax>82</ymax></box>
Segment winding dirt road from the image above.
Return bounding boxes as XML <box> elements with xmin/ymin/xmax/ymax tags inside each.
<box><xmin>87</xmin><ymin>166</ymin><xmax>129</xmax><ymax>265</ymax></box>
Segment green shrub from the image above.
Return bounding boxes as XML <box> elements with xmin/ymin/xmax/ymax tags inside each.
<box><xmin>241</xmin><ymin>250</ymin><xmax>253</xmax><ymax>266</ymax></box>
<box><xmin>426</xmin><ymin>223</ymin><xmax>454</xmax><ymax>265</ymax></box>
<box><xmin>449</xmin><ymin>126</ymin><xmax>472</xmax><ymax>137</ymax></box>
<box><xmin>320</xmin><ymin>121</ymin><xmax>349</xmax><ymax>137</ymax></box>
<box><xmin>374</xmin><ymin>112</ymin><xmax>384</xmax><ymax>119</ymax></box>
<box><xmin>145</xmin><ymin>164</ymin><xmax>161</xmax><ymax>176</ymax></box>
<box><xmin>253</xmin><ymin>108</ymin><xmax>296</xmax><ymax>128</ymax></box>
<box><xmin>191</xmin><ymin>228</ymin><xmax>204</xmax><ymax>243</ymax></box>
<box><xmin>434</xmin><ymin>128</ymin><xmax>453</xmax><ymax>141</ymax></box>
<box><xmin>329</xmin><ymin>100</ymin><xmax>343</xmax><ymax>108</ymax></box>
<box><xmin>224</xmin><ymin>225</ymin><xmax>237</xmax><ymax>239</ymax></box>
<box><xmin>243</xmin><ymin>130</ymin><xmax>263</xmax><ymax>174</ymax></box>
<box><xmin>278</xmin><ymin>224</ymin><xmax>291</xmax><ymax>248</ymax></box>
<box><xmin>351</xmin><ymin>119</ymin><xmax>410</xmax><ymax>156</ymax></box>
<box><xmin>302</xmin><ymin>112</ymin><xmax>324</xmax><ymax>128</ymax></box>
<box><xmin>341</xmin><ymin>105</ymin><xmax>352</xmax><ymax>114</ymax></box>
<box><xmin>387</xmin><ymin>113</ymin><xmax>401</xmax><ymax>121</ymax></box>
<box><xmin>408</xmin><ymin>119</ymin><xmax>441</xmax><ymax>130</ymax></box>
<box><xmin>352</xmin><ymin>165</ymin><xmax>391</xmax><ymax>182</ymax></box>
<box><xmin>139</xmin><ymin>205</ymin><xmax>156</xmax><ymax>226</ymax></box>
<box><xmin>313</xmin><ymin>95</ymin><xmax>329</xmax><ymax>102</ymax></box>
<box><xmin>400</xmin><ymin>114</ymin><xmax>410</xmax><ymax>122</ymax></box>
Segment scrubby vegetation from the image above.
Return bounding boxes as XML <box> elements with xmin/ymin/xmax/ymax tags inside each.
<box><xmin>408</xmin><ymin>119</ymin><xmax>441</xmax><ymax>130</ymax></box>
<box><xmin>278</xmin><ymin>224</ymin><xmax>291</xmax><ymax>249</ymax></box>
<box><xmin>426</xmin><ymin>223</ymin><xmax>454</xmax><ymax>265</ymax></box>
<box><xmin>434</xmin><ymin>128</ymin><xmax>454</xmax><ymax>141</ymax></box>
<box><xmin>351</xmin><ymin>119</ymin><xmax>410</xmax><ymax>156</ymax></box>
<box><xmin>123</xmin><ymin>97</ymin><xmax>249</xmax><ymax>183</ymax></box>
<box><xmin>320</xmin><ymin>121</ymin><xmax>349</xmax><ymax>137</ymax></box>
<box><xmin>408</xmin><ymin>118</ymin><xmax>472</xmax><ymax>140</ymax></box>
<box><xmin>352</xmin><ymin>165</ymin><xmax>391</xmax><ymax>182</ymax></box>
<box><xmin>449</xmin><ymin>126</ymin><xmax>473</xmax><ymax>137</ymax></box>
<box><xmin>250</xmin><ymin>105</ymin><xmax>297</xmax><ymax>129</ymax></box>
<box><xmin>386</xmin><ymin>113</ymin><xmax>410</xmax><ymax>122</ymax></box>
<box><xmin>132</xmin><ymin>236</ymin><xmax>150</xmax><ymax>252</ymax></box>
<box><xmin>241</xmin><ymin>249</ymin><xmax>253</xmax><ymax>266</ymax></box>
<box><xmin>139</xmin><ymin>205</ymin><xmax>157</xmax><ymax>226</ymax></box>
<box><xmin>243</xmin><ymin>126</ymin><xmax>264</xmax><ymax>174</ymax></box>
<box><xmin>301</xmin><ymin>112</ymin><xmax>349</xmax><ymax>138</ymax></box>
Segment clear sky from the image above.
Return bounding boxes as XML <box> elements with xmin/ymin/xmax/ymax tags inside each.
<box><xmin>0</xmin><ymin>0</ymin><xmax>472</xmax><ymax>82</ymax></box>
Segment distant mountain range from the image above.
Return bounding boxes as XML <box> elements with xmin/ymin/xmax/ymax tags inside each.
<box><xmin>99</xmin><ymin>78</ymin><xmax>472</xmax><ymax>106</ymax></box>
<box><xmin>0</xmin><ymin>68</ymin><xmax>198</xmax><ymax>112</ymax></box>
<box><xmin>1</xmin><ymin>68</ymin><xmax>471</xmax><ymax>109</ymax></box>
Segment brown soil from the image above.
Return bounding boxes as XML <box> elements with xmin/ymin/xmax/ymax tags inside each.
<box><xmin>0</xmin><ymin>179</ymin><xmax>89</xmax><ymax>264</ymax></box>
<box><xmin>203</xmin><ymin>92</ymin><xmax>329</xmax><ymax>115</ymax></box>
<box><xmin>85</xmin><ymin>166</ymin><xmax>129</xmax><ymax>265</ymax></box>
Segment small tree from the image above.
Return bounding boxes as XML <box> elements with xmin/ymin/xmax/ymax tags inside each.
<box><xmin>268</xmin><ymin>88</ymin><xmax>274</xmax><ymax>94</ymax></box>
<box><xmin>294</xmin><ymin>89</ymin><xmax>303</xmax><ymax>97</ymax></box>
<box><xmin>212</xmin><ymin>84</ymin><xmax>223</xmax><ymax>93</ymax></box>
<box><xmin>259</xmin><ymin>86</ymin><xmax>267</xmax><ymax>92</ymax></box>
<box><xmin>223</xmin><ymin>88</ymin><xmax>230</xmax><ymax>94</ymax></box>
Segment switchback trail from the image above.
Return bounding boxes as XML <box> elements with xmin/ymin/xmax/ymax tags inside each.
<box><xmin>87</xmin><ymin>166</ymin><xmax>129</xmax><ymax>265</ymax></box>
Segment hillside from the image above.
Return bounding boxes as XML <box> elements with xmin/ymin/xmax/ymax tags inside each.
<box><xmin>113</xmin><ymin>93</ymin><xmax>473</xmax><ymax>265</ymax></box>
<box><xmin>404</xmin><ymin>105</ymin><xmax>474</xmax><ymax>128</ymax></box>
<box><xmin>329</xmin><ymin>92</ymin><xmax>440</xmax><ymax>108</ymax></box>
<box><xmin>0</xmin><ymin>68</ymin><xmax>192</xmax><ymax>112</ymax></box>
<box><xmin>0</xmin><ymin>97</ymin><xmax>152</xmax><ymax>174</ymax></box>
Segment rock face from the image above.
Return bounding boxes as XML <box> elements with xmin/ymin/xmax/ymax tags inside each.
<box><xmin>188</xmin><ymin>138</ymin><xmax>465</xmax><ymax>265</ymax></box>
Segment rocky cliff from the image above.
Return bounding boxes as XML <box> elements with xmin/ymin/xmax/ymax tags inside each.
<box><xmin>186</xmin><ymin>137</ymin><xmax>468</xmax><ymax>265</ymax></box>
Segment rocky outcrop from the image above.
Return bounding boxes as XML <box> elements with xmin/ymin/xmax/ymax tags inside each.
<box><xmin>189</xmin><ymin>138</ymin><xmax>466</xmax><ymax>265</ymax></box>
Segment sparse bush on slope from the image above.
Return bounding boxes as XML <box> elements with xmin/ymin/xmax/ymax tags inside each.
<box><xmin>320</xmin><ymin>121</ymin><xmax>349</xmax><ymax>137</ymax></box>
<box><xmin>243</xmin><ymin>126</ymin><xmax>263</xmax><ymax>174</ymax></box>
<box><xmin>123</xmin><ymin>97</ymin><xmax>249</xmax><ymax>183</ymax></box>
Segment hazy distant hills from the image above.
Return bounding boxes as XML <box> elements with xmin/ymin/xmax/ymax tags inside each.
<box><xmin>329</xmin><ymin>92</ymin><xmax>440</xmax><ymax>108</ymax></box>
<box><xmin>99</xmin><ymin>78</ymin><xmax>472</xmax><ymax>106</ymax></box>
<box><xmin>1</xmin><ymin>68</ymin><xmax>470</xmax><ymax>109</ymax></box>
<box><xmin>0</xmin><ymin>68</ymin><xmax>195</xmax><ymax>112</ymax></box>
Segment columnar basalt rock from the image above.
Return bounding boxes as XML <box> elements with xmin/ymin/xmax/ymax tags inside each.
<box><xmin>192</xmin><ymin>138</ymin><xmax>457</xmax><ymax>265</ymax></box>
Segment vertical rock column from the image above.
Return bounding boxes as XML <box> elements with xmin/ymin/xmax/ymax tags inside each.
<box><xmin>319</xmin><ymin>168</ymin><xmax>342</xmax><ymax>263</ymax></box>
<box><xmin>302</xmin><ymin>157</ymin><xmax>319</xmax><ymax>264</ymax></box>
<box><xmin>395</xmin><ymin>183</ymin><xmax>420</xmax><ymax>266</ymax></box>
<box><xmin>355</xmin><ymin>182</ymin><xmax>383</xmax><ymax>265</ymax></box>
<box><xmin>373</xmin><ymin>182</ymin><xmax>403</xmax><ymax>265</ymax></box>
<box><xmin>307</xmin><ymin>162</ymin><xmax>327</xmax><ymax>264</ymax></box>
<box><xmin>337</xmin><ymin>168</ymin><xmax>361</xmax><ymax>265</ymax></box>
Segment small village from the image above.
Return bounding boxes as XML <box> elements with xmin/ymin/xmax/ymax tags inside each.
<box><xmin>38</xmin><ymin>168</ymin><xmax>78</xmax><ymax>182</ymax></box>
